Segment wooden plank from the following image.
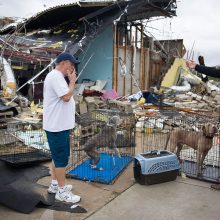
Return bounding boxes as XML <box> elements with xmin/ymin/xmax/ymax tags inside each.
<box><xmin>112</xmin><ymin>24</ymin><xmax>118</xmax><ymax>91</ymax></box>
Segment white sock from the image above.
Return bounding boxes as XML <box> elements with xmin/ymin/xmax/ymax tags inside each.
<box><xmin>58</xmin><ymin>186</ymin><xmax>65</xmax><ymax>193</ymax></box>
<box><xmin>51</xmin><ymin>179</ymin><xmax>58</xmax><ymax>186</ymax></box>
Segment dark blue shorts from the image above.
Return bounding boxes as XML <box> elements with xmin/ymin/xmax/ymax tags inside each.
<box><xmin>45</xmin><ymin>130</ymin><xmax>70</xmax><ymax>168</ymax></box>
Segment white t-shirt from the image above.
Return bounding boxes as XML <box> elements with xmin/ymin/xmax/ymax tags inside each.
<box><xmin>43</xmin><ymin>69</ymin><xmax>75</xmax><ymax>132</ymax></box>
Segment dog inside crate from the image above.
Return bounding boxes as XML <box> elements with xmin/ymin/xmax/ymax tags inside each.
<box><xmin>141</xmin><ymin>114</ymin><xmax>220</xmax><ymax>182</ymax></box>
<box><xmin>68</xmin><ymin>110</ymin><xmax>135</xmax><ymax>184</ymax></box>
<box><xmin>74</xmin><ymin>115</ymin><xmax>122</xmax><ymax>169</ymax></box>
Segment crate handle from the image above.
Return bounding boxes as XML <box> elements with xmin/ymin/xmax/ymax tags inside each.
<box><xmin>149</xmin><ymin>150</ymin><xmax>160</xmax><ymax>155</ymax></box>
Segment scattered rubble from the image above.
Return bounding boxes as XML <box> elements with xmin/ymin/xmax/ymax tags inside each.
<box><xmin>0</xmin><ymin>2</ymin><xmax>218</xmax><ymax>131</ymax></box>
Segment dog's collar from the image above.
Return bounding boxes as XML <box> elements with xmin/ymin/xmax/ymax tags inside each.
<box><xmin>205</xmin><ymin>135</ymin><xmax>214</xmax><ymax>139</ymax></box>
<box><xmin>107</xmin><ymin>123</ymin><xmax>115</xmax><ymax>127</ymax></box>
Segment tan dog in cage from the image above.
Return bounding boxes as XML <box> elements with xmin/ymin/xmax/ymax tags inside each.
<box><xmin>168</xmin><ymin>123</ymin><xmax>217</xmax><ymax>176</ymax></box>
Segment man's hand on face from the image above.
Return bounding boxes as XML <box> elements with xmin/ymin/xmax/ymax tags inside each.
<box><xmin>67</xmin><ymin>67</ymin><xmax>76</xmax><ymax>83</ymax></box>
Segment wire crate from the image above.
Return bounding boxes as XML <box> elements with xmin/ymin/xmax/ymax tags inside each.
<box><xmin>67</xmin><ymin>109</ymin><xmax>136</xmax><ymax>184</ymax></box>
<box><xmin>0</xmin><ymin>120</ymin><xmax>51</xmax><ymax>166</ymax></box>
<box><xmin>138</xmin><ymin>112</ymin><xmax>220</xmax><ymax>183</ymax></box>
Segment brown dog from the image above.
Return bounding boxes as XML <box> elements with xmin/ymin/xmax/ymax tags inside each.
<box><xmin>168</xmin><ymin>123</ymin><xmax>217</xmax><ymax>176</ymax></box>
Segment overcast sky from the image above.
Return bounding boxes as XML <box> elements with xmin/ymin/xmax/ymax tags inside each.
<box><xmin>0</xmin><ymin>0</ymin><xmax>219</xmax><ymax>66</ymax></box>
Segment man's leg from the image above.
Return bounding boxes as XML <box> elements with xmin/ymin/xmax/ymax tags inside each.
<box><xmin>48</xmin><ymin>161</ymin><xmax>72</xmax><ymax>193</ymax></box>
<box><xmin>46</xmin><ymin>130</ymin><xmax>80</xmax><ymax>203</ymax></box>
<box><xmin>46</xmin><ymin>130</ymin><xmax>68</xmax><ymax>187</ymax></box>
<box><xmin>51</xmin><ymin>161</ymin><xmax>57</xmax><ymax>180</ymax></box>
<box><xmin>48</xmin><ymin>161</ymin><xmax>59</xmax><ymax>193</ymax></box>
<box><xmin>54</xmin><ymin>167</ymin><xmax>66</xmax><ymax>187</ymax></box>
<box><xmin>54</xmin><ymin>164</ymin><xmax>80</xmax><ymax>204</ymax></box>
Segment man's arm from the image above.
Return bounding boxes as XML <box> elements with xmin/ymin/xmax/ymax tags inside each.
<box><xmin>195</xmin><ymin>65</ymin><xmax>220</xmax><ymax>78</ymax></box>
<box><xmin>61</xmin><ymin>69</ymin><xmax>76</xmax><ymax>102</ymax></box>
<box><xmin>186</xmin><ymin>60</ymin><xmax>220</xmax><ymax>78</ymax></box>
<box><xmin>62</xmin><ymin>80</ymin><xmax>75</xmax><ymax>102</ymax></box>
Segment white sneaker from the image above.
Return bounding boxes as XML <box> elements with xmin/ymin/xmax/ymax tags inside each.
<box><xmin>48</xmin><ymin>184</ymin><xmax>73</xmax><ymax>194</ymax></box>
<box><xmin>55</xmin><ymin>190</ymin><xmax>81</xmax><ymax>203</ymax></box>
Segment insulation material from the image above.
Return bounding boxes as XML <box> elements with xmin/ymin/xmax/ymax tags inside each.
<box><xmin>170</xmin><ymin>80</ymin><xmax>191</xmax><ymax>92</ymax></box>
<box><xmin>160</xmin><ymin>58</ymin><xmax>188</xmax><ymax>91</ymax></box>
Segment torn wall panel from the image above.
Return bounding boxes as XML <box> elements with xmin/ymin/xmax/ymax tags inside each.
<box><xmin>77</xmin><ymin>27</ymin><xmax>113</xmax><ymax>90</ymax></box>
<box><xmin>117</xmin><ymin>47</ymin><xmax>142</xmax><ymax>96</ymax></box>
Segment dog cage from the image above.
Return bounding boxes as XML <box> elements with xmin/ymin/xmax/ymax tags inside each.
<box><xmin>0</xmin><ymin>120</ymin><xmax>51</xmax><ymax>166</ymax></box>
<box><xmin>67</xmin><ymin>109</ymin><xmax>136</xmax><ymax>184</ymax></box>
<box><xmin>139</xmin><ymin>112</ymin><xmax>220</xmax><ymax>183</ymax></box>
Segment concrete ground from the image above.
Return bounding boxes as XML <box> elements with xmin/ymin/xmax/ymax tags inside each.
<box><xmin>87</xmin><ymin>177</ymin><xmax>220</xmax><ymax>220</ymax></box>
<box><xmin>1</xmin><ymin>164</ymin><xmax>220</xmax><ymax>220</ymax></box>
<box><xmin>0</xmin><ymin>162</ymin><xmax>135</xmax><ymax>220</ymax></box>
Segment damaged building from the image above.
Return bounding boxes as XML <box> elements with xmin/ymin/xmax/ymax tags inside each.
<box><xmin>0</xmin><ymin>0</ymin><xmax>179</xmax><ymax>113</ymax></box>
<box><xmin>1</xmin><ymin>2</ymin><xmax>220</xmax><ymax>214</ymax></box>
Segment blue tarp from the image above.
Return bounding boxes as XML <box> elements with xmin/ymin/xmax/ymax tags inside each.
<box><xmin>68</xmin><ymin>153</ymin><xmax>133</xmax><ymax>184</ymax></box>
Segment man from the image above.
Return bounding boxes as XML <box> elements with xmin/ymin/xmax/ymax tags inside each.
<box><xmin>186</xmin><ymin>59</ymin><xmax>220</xmax><ymax>190</ymax></box>
<box><xmin>43</xmin><ymin>52</ymin><xmax>80</xmax><ymax>203</ymax></box>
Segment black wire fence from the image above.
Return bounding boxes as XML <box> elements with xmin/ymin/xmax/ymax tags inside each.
<box><xmin>0</xmin><ymin>120</ymin><xmax>51</xmax><ymax>166</ymax></box>
<box><xmin>138</xmin><ymin>112</ymin><xmax>220</xmax><ymax>183</ymax></box>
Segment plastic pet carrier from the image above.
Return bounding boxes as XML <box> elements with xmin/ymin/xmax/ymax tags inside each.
<box><xmin>134</xmin><ymin>150</ymin><xmax>179</xmax><ymax>185</ymax></box>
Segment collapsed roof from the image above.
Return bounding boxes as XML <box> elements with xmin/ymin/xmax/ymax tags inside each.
<box><xmin>0</xmin><ymin>0</ymin><xmax>177</xmax><ymax>66</ymax></box>
<box><xmin>0</xmin><ymin>0</ymin><xmax>177</xmax><ymax>35</ymax></box>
